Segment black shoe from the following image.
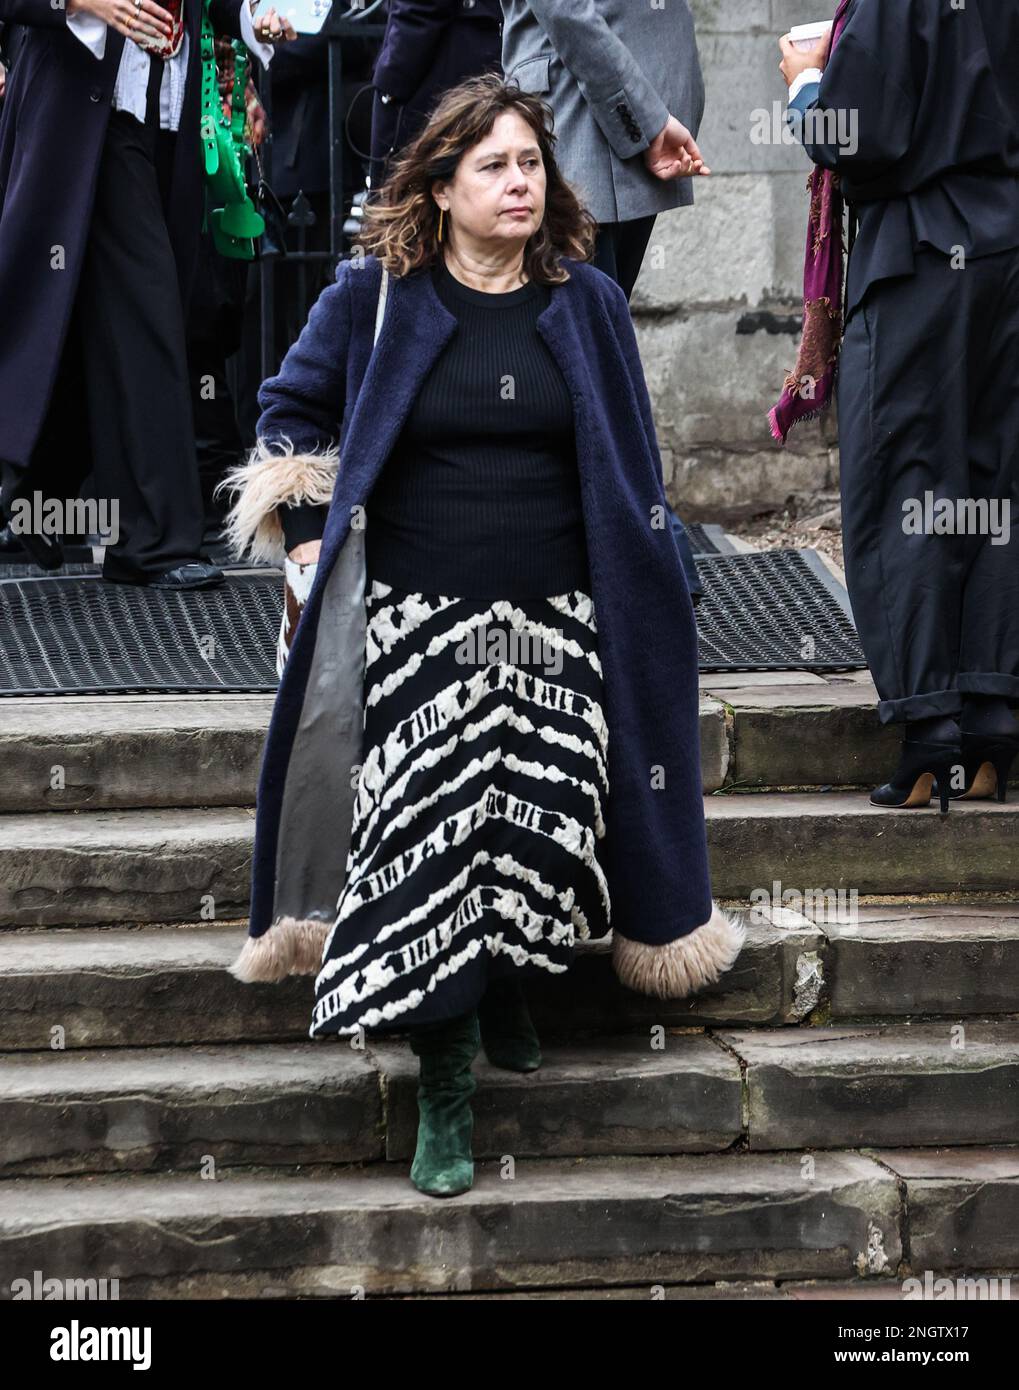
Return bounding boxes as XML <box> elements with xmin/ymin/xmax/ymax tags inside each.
<box><xmin>870</xmin><ymin>735</ymin><xmax>962</xmax><ymax>814</ymax></box>
<box><xmin>147</xmin><ymin>562</ymin><xmax>225</xmax><ymax>591</ymax></box>
<box><xmin>0</xmin><ymin>524</ymin><xmax>64</xmax><ymax>570</ymax></box>
<box><xmin>940</xmin><ymin>731</ymin><xmax>1019</xmax><ymax>805</ymax></box>
<box><xmin>104</xmin><ymin>561</ymin><xmax>224</xmax><ymax>590</ymax></box>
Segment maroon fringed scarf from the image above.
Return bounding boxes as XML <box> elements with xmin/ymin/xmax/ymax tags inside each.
<box><xmin>769</xmin><ymin>0</ymin><xmax>853</xmax><ymax>445</ymax></box>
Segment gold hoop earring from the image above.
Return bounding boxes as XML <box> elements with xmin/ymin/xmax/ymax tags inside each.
<box><xmin>438</xmin><ymin>208</ymin><xmax>445</xmax><ymax>243</ymax></box>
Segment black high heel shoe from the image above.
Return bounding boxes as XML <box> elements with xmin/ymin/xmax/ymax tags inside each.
<box><xmin>870</xmin><ymin>736</ymin><xmax>961</xmax><ymax>814</ymax></box>
<box><xmin>941</xmin><ymin>731</ymin><xmax>1019</xmax><ymax>804</ymax></box>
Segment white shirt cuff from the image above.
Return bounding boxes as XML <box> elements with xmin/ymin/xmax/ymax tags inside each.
<box><xmin>788</xmin><ymin>68</ymin><xmax>824</xmax><ymax>104</ymax></box>
<box><xmin>240</xmin><ymin>1</ymin><xmax>275</xmax><ymax>68</ymax></box>
<box><xmin>66</xmin><ymin>11</ymin><xmax>108</xmax><ymax>61</ymax></box>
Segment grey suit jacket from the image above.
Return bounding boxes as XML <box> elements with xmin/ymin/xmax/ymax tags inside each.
<box><xmin>500</xmin><ymin>0</ymin><xmax>705</xmax><ymax>224</ymax></box>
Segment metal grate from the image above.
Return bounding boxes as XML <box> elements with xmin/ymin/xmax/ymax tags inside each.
<box><xmin>695</xmin><ymin>548</ymin><xmax>864</xmax><ymax>672</ymax></box>
<box><xmin>0</xmin><ymin>561</ymin><xmax>101</xmax><ymax>580</ymax></box>
<box><xmin>0</xmin><ymin>572</ymin><xmax>283</xmax><ymax>695</ymax></box>
<box><xmin>684</xmin><ymin>522</ymin><xmax>735</xmax><ymax>556</ymax></box>
<box><xmin>0</xmin><ymin>549</ymin><xmax>864</xmax><ymax>694</ymax></box>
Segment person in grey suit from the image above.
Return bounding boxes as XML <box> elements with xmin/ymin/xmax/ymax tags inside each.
<box><xmin>501</xmin><ymin>0</ymin><xmax>708</xmax><ymax>599</ymax></box>
<box><xmin>500</xmin><ymin>0</ymin><xmax>708</xmax><ymax>298</ymax></box>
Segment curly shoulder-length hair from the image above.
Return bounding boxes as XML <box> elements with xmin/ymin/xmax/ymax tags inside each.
<box><xmin>356</xmin><ymin>73</ymin><xmax>598</xmax><ymax>284</ymax></box>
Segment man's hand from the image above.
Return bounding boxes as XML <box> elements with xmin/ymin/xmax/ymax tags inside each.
<box><xmin>779</xmin><ymin>32</ymin><xmax>830</xmax><ymax>88</ymax></box>
<box><xmin>0</xmin><ymin>63</ymin><xmax>6</xmax><ymax>102</ymax></box>
<box><xmin>644</xmin><ymin>115</ymin><xmax>710</xmax><ymax>181</ymax></box>
<box><xmin>67</xmin><ymin>0</ymin><xmax>176</xmax><ymax>45</ymax></box>
<box><xmin>249</xmin><ymin>2</ymin><xmax>297</xmax><ymax>43</ymax></box>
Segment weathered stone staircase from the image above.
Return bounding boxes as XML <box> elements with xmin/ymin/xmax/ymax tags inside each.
<box><xmin>1</xmin><ymin>600</ymin><xmax>1017</xmax><ymax>1298</ymax></box>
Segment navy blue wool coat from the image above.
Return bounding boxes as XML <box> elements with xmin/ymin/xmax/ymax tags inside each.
<box><xmin>237</xmin><ymin>252</ymin><xmax>724</xmax><ymax>986</ymax></box>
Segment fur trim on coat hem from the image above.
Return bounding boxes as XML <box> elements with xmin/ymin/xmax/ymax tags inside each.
<box><xmin>228</xmin><ymin>917</ymin><xmax>331</xmax><ymax>983</ymax></box>
<box><xmin>215</xmin><ymin>437</ymin><xmax>339</xmax><ymax>567</ymax></box>
<box><xmin>611</xmin><ymin>903</ymin><xmax>746</xmax><ymax>999</ymax></box>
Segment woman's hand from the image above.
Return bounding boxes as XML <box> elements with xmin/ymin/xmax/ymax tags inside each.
<box><xmin>288</xmin><ymin>540</ymin><xmax>321</xmax><ymax>565</ymax></box>
<box><xmin>67</xmin><ymin>0</ymin><xmax>176</xmax><ymax>45</ymax></box>
<box><xmin>779</xmin><ymin>32</ymin><xmax>830</xmax><ymax>88</ymax></box>
<box><xmin>644</xmin><ymin>115</ymin><xmax>711</xmax><ymax>181</ymax></box>
<box><xmin>249</xmin><ymin>2</ymin><xmax>297</xmax><ymax>44</ymax></box>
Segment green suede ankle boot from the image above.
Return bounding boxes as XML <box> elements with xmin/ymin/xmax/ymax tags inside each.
<box><xmin>408</xmin><ymin>1009</ymin><xmax>480</xmax><ymax>1198</ymax></box>
<box><xmin>478</xmin><ymin>974</ymin><xmax>542</xmax><ymax>1072</ymax></box>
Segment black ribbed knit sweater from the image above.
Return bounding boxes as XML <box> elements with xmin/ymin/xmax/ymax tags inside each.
<box><xmin>361</xmin><ymin>256</ymin><xmax>591</xmax><ymax>600</ymax></box>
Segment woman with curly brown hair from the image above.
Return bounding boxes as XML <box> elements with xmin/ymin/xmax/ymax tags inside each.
<box><xmin>222</xmin><ymin>73</ymin><xmax>743</xmax><ymax>1200</ymax></box>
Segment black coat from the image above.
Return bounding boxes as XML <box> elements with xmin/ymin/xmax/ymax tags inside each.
<box><xmin>369</xmin><ymin>0</ymin><xmax>502</xmax><ymax>181</ymax></box>
<box><xmin>0</xmin><ymin>0</ymin><xmax>244</xmax><ymax>479</ymax></box>
<box><xmin>792</xmin><ymin>0</ymin><xmax>1019</xmax><ymax>319</ymax></box>
<box><xmin>263</xmin><ymin>32</ymin><xmax>329</xmax><ymax>200</ymax></box>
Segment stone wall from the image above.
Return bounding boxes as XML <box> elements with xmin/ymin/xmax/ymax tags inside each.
<box><xmin>632</xmin><ymin>0</ymin><xmax>840</xmax><ymax>521</ymax></box>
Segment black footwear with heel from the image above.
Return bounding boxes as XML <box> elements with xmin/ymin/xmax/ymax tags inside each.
<box><xmin>943</xmin><ymin>731</ymin><xmax>1019</xmax><ymax>804</ymax></box>
<box><xmin>870</xmin><ymin>735</ymin><xmax>962</xmax><ymax>814</ymax></box>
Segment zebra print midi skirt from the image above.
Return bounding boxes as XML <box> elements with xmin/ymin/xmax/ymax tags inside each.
<box><xmin>309</xmin><ymin>577</ymin><xmax>611</xmax><ymax>1038</ymax></box>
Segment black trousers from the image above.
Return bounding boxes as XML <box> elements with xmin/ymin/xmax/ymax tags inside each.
<box><xmin>40</xmin><ymin>57</ymin><xmax>205</xmax><ymax>579</ymax></box>
<box><xmin>838</xmin><ymin>244</ymin><xmax>1019</xmax><ymax>724</ymax></box>
<box><xmin>592</xmin><ymin>214</ymin><xmax>657</xmax><ymax>302</ymax></box>
<box><xmin>187</xmin><ymin>228</ymin><xmax>248</xmax><ymax>537</ymax></box>
<box><xmin>229</xmin><ymin>190</ymin><xmax>333</xmax><ymax>449</ymax></box>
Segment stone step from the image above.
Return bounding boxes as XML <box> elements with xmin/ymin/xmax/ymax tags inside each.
<box><xmin>0</xmin><ymin>693</ymin><xmax>728</xmax><ymax>807</ymax></box>
<box><xmin>823</xmin><ymin>903</ymin><xmax>1019</xmax><ymax>1020</ymax></box>
<box><xmin>0</xmin><ymin>696</ymin><xmax>273</xmax><ymax>813</ymax></box>
<box><xmin>0</xmin><ymin>1150</ymin><xmax>910</xmax><ymax>1295</ymax></box>
<box><xmin>0</xmin><ymin>1042</ymin><xmax>384</xmax><ymax>1178</ymax></box>
<box><xmin>700</xmin><ymin>677</ymin><xmax>899</xmax><ymax>790</ymax></box>
<box><xmin>3</xmin><ymin>1025</ymin><xmax>1016</xmax><ymax>1178</ymax></box>
<box><xmin>3</xmin><ymin>905</ymin><xmax>1018</xmax><ymax>1051</ymax></box>
<box><xmin>1</xmin><ymin>794</ymin><xmax>1015</xmax><ymax>928</ymax></box>
<box><xmin>0</xmin><ymin>808</ymin><xmax>254</xmax><ymax>926</ymax></box>
<box><xmin>869</xmin><ymin>1148</ymin><xmax>1019</xmax><ymax>1277</ymax></box>
<box><xmin>705</xmin><ymin>793</ymin><xmax>1018</xmax><ymax>899</ymax></box>
<box><xmin>1</xmin><ymin>915</ymin><xmax>801</xmax><ymax>1051</ymax></box>
<box><xmin>8</xmin><ymin>682</ymin><xmax>1005</xmax><ymax>812</ymax></box>
<box><xmin>719</xmin><ymin>1022</ymin><xmax>1019</xmax><ymax>1151</ymax></box>
<box><xmin>4</xmin><ymin>1148</ymin><xmax>1016</xmax><ymax>1296</ymax></box>
<box><xmin>0</xmin><ymin>1034</ymin><xmax>739</xmax><ymax>1178</ymax></box>
<box><xmin>388</xmin><ymin>1276</ymin><xmax>1019</xmax><ymax>1300</ymax></box>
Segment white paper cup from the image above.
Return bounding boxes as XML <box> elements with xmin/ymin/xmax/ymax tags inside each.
<box><xmin>789</xmin><ymin>21</ymin><xmax>832</xmax><ymax>51</ymax></box>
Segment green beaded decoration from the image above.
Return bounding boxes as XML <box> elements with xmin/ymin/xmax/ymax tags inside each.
<box><xmin>201</xmin><ymin>0</ymin><xmax>265</xmax><ymax>259</ymax></box>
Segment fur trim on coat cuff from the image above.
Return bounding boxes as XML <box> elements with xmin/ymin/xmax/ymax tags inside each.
<box><xmin>611</xmin><ymin>903</ymin><xmax>746</xmax><ymax>999</ymax></box>
<box><xmin>215</xmin><ymin>437</ymin><xmax>339</xmax><ymax>567</ymax></box>
<box><xmin>228</xmin><ymin>916</ymin><xmax>331</xmax><ymax>983</ymax></box>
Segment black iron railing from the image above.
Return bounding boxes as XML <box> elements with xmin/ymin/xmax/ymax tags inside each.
<box><xmin>254</xmin><ymin>2</ymin><xmax>388</xmax><ymax>378</ymax></box>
